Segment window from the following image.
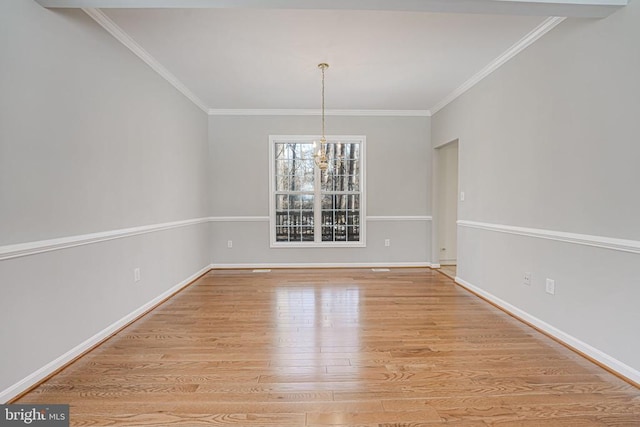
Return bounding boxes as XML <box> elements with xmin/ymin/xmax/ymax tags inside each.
<box><xmin>269</xmin><ymin>135</ymin><xmax>365</xmax><ymax>247</ymax></box>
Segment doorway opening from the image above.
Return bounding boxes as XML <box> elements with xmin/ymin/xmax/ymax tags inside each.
<box><xmin>435</xmin><ymin>140</ymin><xmax>459</xmax><ymax>279</ymax></box>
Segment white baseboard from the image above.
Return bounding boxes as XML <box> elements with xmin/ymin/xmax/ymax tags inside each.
<box><xmin>211</xmin><ymin>262</ymin><xmax>435</xmax><ymax>269</ymax></box>
<box><xmin>0</xmin><ymin>264</ymin><xmax>212</xmax><ymax>403</ymax></box>
<box><xmin>454</xmin><ymin>276</ymin><xmax>640</xmax><ymax>385</ymax></box>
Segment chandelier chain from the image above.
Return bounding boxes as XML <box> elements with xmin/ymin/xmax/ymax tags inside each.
<box><xmin>315</xmin><ymin>63</ymin><xmax>330</xmax><ymax>171</ymax></box>
<box><xmin>321</xmin><ymin>64</ymin><xmax>326</xmax><ymax>139</ymax></box>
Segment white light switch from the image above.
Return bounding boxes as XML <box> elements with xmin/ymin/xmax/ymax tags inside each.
<box><xmin>460</xmin><ymin>191</ymin><xmax>465</xmax><ymax>201</ymax></box>
<box><xmin>227</xmin><ymin>240</ymin><xmax>233</xmax><ymax>248</ymax></box>
<box><xmin>546</xmin><ymin>278</ymin><xmax>555</xmax><ymax>295</ymax></box>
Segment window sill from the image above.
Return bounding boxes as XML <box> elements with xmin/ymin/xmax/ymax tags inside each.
<box><xmin>270</xmin><ymin>242</ymin><xmax>366</xmax><ymax>249</ymax></box>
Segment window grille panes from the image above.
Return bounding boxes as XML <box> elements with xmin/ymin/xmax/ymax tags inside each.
<box><xmin>271</xmin><ymin>136</ymin><xmax>365</xmax><ymax>247</ymax></box>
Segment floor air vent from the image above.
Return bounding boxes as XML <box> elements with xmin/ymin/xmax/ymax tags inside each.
<box><xmin>371</xmin><ymin>268</ymin><xmax>391</xmax><ymax>272</ymax></box>
<box><xmin>252</xmin><ymin>269</ymin><xmax>271</xmax><ymax>273</ymax></box>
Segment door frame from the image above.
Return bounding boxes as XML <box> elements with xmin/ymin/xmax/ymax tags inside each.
<box><xmin>431</xmin><ymin>138</ymin><xmax>459</xmax><ymax>268</ymax></box>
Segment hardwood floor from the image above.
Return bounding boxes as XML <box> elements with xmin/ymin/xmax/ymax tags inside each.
<box><xmin>17</xmin><ymin>268</ymin><xmax>640</xmax><ymax>426</ymax></box>
<box><xmin>438</xmin><ymin>265</ymin><xmax>457</xmax><ymax>279</ymax></box>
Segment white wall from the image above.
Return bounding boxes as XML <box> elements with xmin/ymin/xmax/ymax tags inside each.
<box><xmin>432</xmin><ymin>2</ymin><xmax>640</xmax><ymax>380</ymax></box>
<box><xmin>209</xmin><ymin>115</ymin><xmax>432</xmax><ymax>266</ymax></box>
<box><xmin>0</xmin><ymin>1</ymin><xmax>210</xmax><ymax>400</ymax></box>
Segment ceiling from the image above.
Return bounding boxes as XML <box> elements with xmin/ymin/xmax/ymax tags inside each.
<box><xmin>37</xmin><ymin>1</ymin><xmax>626</xmax><ymax>114</ymax></box>
<box><xmin>102</xmin><ymin>8</ymin><xmax>546</xmax><ymax>112</ymax></box>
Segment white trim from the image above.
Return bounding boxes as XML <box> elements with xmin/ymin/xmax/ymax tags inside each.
<box><xmin>0</xmin><ymin>215</ymin><xmax>436</xmax><ymax>261</ymax></box>
<box><xmin>268</xmin><ymin>135</ymin><xmax>367</xmax><ymax>248</ymax></box>
<box><xmin>367</xmin><ymin>215</ymin><xmax>432</xmax><ymax>222</ymax></box>
<box><xmin>208</xmin><ymin>109</ymin><xmax>431</xmax><ymax>117</ymax></box>
<box><xmin>210</xmin><ymin>216</ymin><xmax>433</xmax><ymax>222</ymax></box>
<box><xmin>431</xmin><ymin>16</ymin><xmax>566</xmax><ymax>115</ymax></box>
<box><xmin>80</xmin><ymin>7</ymin><xmax>565</xmax><ymax>118</ymax></box>
<box><xmin>431</xmin><ymin>263</ymin><xmax>441</xmax><ymax>269</ymax></box>
<box><xmin>454</xmin><ymin>276</ymin><xmax>640</xmax><ymax>385</ymax></box>
<box><xmin>211</xmin><ymin>262</ymin><xmax>434</xmax><ymax>269</ymax></box>
<box><xmin>37</xmin><ymin>1</ymin><xmax>628</xmax><ymax>18</ymax></box>
<box><xmin>458</xmin><ymin>220</ymin><xmax>640</xmax><ymax>254</ymax></box>
<box><xmin>0</xmin><ymin>218</ymin><xmax>210</xmax><ymax>262</ymax></box>
<box><xmin>0</xmin><ymin>264</ymin><xmax>212</xmax><ymax>403</ymax></box>
<box><xmin>270</xmin><ymin>242</ymin><xmax>367</xmax><ymax>249</ymax></box>
<box><xmin>209</xmin><ymin>216</ymin><xmax>269</xmax><ymax>222</ymax></box>
<box><xmin>81</xmin><ymin>8</ymin><xmax>209</xmax><ymax>113</ymax></box>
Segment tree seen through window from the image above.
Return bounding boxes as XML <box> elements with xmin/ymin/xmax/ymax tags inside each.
<box><xmin>271</xmin><ymin>136</ymin><xmax>364</xmax><ymax>246</ymax></box>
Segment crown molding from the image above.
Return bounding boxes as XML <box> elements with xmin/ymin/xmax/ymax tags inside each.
<box><xmin>39</xmin><ymin>1</ymin><xmax>627</xmax><ymax>18</ymax></box>
<box><xmin>431</xmin><ymin>16</ymin><xmax>566</xmax><ymax>115</ymax></box>
<box><xmin>81</xmin><ymin>7</ymin><xmax>564</xmax><ymax>117</ymax></box>
<box><xmin>79</xmin><ymin>9</ymin><xmax>568</xmax><ymax>118</ymax></box>
<box><xmin>207</xmin><ymin>109</ymin><xmax>431</xmax><ymax>117</ymax></box>
<box><xmin>82</xmin><ymin>8</ymin><xmax>209</xmax><ymax>114</ymax></box>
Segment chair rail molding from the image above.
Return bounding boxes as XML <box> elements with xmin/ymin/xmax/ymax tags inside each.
<box><xmin>367</xmin><ymin>216</ymin><xmax>432</xmax><ymax>221</ymax></box>
<box><xmin>458</xmin><ymin>220</ymin><xmax>640</xmax><ymax>254</ymax></box>
<box><xmin>0</xmin><ymin>218</ymin><xmax>210</xmax><ymax>261</ymax></box>
<box><xmin>208</xmin><ymin>216</ymin><xmax>270</xmax><ymax>222</ymax></box>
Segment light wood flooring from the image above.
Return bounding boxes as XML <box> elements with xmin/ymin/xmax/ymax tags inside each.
<box><xmin>438</xmin><ymin>265</ymin><xmax>457</xmax><ymax>280</ymax></box>
<box><xmin>17</xmin><ymin>268</ymin><xmax>640</xmax><ymax>426</ymax></box>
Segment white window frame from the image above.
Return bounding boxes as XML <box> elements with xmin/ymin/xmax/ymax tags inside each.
<box><xmin>269</xmin><ymin>135</ymin><xmax>366</xmax><ymax>248</ymax></box>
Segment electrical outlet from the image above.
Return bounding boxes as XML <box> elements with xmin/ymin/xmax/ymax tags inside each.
<box><xmin>227</xmin><ymin>240</ymin><xmax>233</xmax><ymax>248</ymax></box>
<box><xmin>384</xmin><ymin>239</ymin><xmax>391</xmax><ymax>247</ymax></box>
<box><xmin>546</xmin><ymin>278</ymin><xmax>555</xmax><ymax>295</ymax></box>
<box><xmin>134</xmin><ymin>268</ymin><xmax>141</xmax><ymax>282</ymax></box>
<box><xmin>523</xmin><ymin>272</ymin><xmax>532</xmax><ymax>286</ymax></box>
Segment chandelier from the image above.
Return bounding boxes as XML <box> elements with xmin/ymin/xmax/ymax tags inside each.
<box><xmin>313</xmin><ymin>63</ymin><xmax>330</xmax><ymax>171</ymax></box>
